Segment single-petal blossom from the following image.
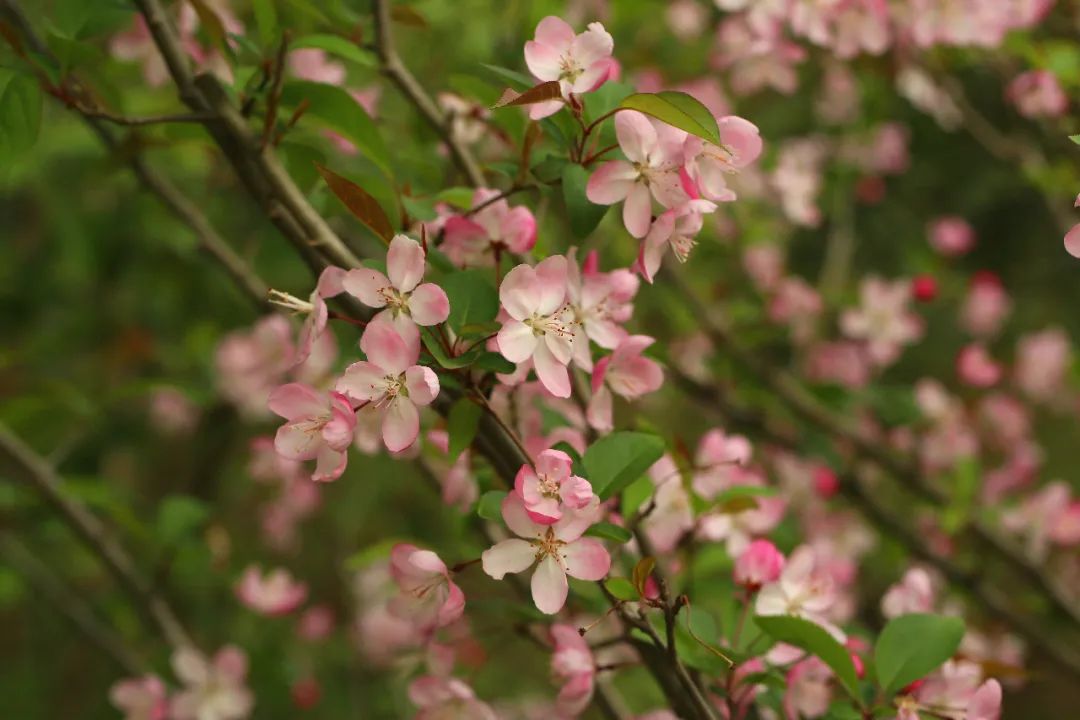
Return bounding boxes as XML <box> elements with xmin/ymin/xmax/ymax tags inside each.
<box><xmin>235</xmin><ymin>565</ymin><xmax>308</xmax><ymax>616</ymax></box>
<box><xmin>388</xmin><ymin>543</ymin><xmax>466</xmax><ymax>632</ymax></box>
<box><xmin>515</xmin><ymin>448</ymin><xmax>596</xmax><ymax>524</ymax></box>
<box><xmin>268</xmin><ymin>383</ymin><xmax>357</xmax><ymax>482</ymax></box>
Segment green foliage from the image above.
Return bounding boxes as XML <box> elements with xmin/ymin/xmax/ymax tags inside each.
<box><xmin>619</xmin><ymin>92</ymin><xmax>721</xmax><ymax>146</ymax></box>
<box><xmin>874</xmin><ymin>614</ymin><xmax>965</xmax><ymax>697</ymax></box>
<box><xmin>755</xmin><ymin>615</ymin><xmax>862</xmax><ymax>702</ymax></box>
<box><xmin>155</xmin><ymin>495</ymin><xmax>209</xmax><ymax>548</ymax></box>
<box><xmin>0</xmin><ymin>71</ymin><xmax>42</xmax><ymax>166</ymax></box>
<box><xmin>583</xmin><ymin>431</ymin><xmax>666</xmax><ymax>500</ymax></box>
<box><xmin>584</xmin><ymin>521</ymin><xmax>632</xmax><ymax>543</ymax></box>
<box><xmin>562</xmin><ymin>164</ymin><xmax>609</xmax><ymax>239</ymax></box>
<box><xmin>447</xmin><ymin>397</ymin><xmax>482</xmax><ymax>461</ymax></box>
<box><xmin>442</xmin><ymin>269</ymin><xmax>500</xmax><ymax>333</ymax></box>
<box><xmin>476</xmin><ymin>490</ymin><xmax>507</xmax><ymax>521</ymax></box>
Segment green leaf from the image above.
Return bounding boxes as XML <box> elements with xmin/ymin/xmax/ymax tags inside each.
<box><xmin>480</xmin><ymin>63</ymin><xmax>533</xmax><ymax>90</ymax></box>
<box><xmin>605</xmin><ymin>577</ymin><xmax>637</xmax><ymax>601</ymax></box>
<box><xmin>315</xmin><ymin>164</ymin><xmax>395</xmax><ymax>242</ymax></box>
<box><xmin>436</xmin><ymin>186</ymin><xmax>476</xmax><ymax>209</ymax></box>
<box><xmin>1070</xmin><ymin>134</ymin><xmax>1080</xmax><ymax>145</ymax></box>
<box><xmin>447</xmin><ymin>398</ymin><xmax>483</xmax><ymax>461</ymax></box>
<box><xmin>562</xmin><ymin>164</ymin><xmax>609</xmax><ymax>239</ymax></box>
<box><xmin>477</xmin><ymin>490</ymin><xmax>507</xmax><ymax>521</ymax></box>
<box><xmin>156</xmin><ymin>496</ymin><xmax>209</xmax><ymax>547</ymax></box>
<box><xmin>442</xmin><ymin>269</ymin><xmax>499</xmax><ymax>332</ymax></box>
<box><xmin>755</xmin><ymin>615</ymin><xmax>862</xmax><ymax>702</ymax></box>
<box><xmin>583</xmin><ymin>431</ymin><xmax>665</xmax><ymax>500</ymax></box>
<box><xmin>281</xmin><ymin>81</ymin><xmax>392</xmax><ymax>178</ymax></box>
<box><xmin>618</xmin><ymin>91</ymin><xmax>721</xmax><ymax>146</ymax></box>
<box><xmin>0</xmin><ymin>71</ymin><xmax>42</xmax><ymax>163</ymax></box>
<box><xmin>704</xmin><ymin>485</ymin><xmax>779</xmax><ymax>514</ymax></box>
<box><xmin>421</xmin><ymin>328</ymin><xmax>480</xmax><ymax>368</ymax></box>
<box><xmin>874</xmin><ymin>614</ymin><xmax>965</xmax><ymax>697</ymax></box>
<box><xmin>474</xmin><ymin>352</ymin><xmax>515</xmax><ymax>374</ymax></box>
<box><xmin>252</xmin><ymin>0</ymin><xmax>278</xmax><ymax>46</ymax></box>
<box><xmin>942</xmin><ymin>457</ymin><xmax>980</xmax><ymax>533</ymax></box>
<box><xmin>585</xmin><ymin>522</ymin><xmax>633</xmax><ymax>543</ymax></box>
<box><xmin>291</xmin><ymin>34</ymin><xmax>376</xmax><ymax>67</ymax></box>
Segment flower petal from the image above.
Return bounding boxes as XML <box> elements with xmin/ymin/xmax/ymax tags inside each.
<box><xmin>497</xmin><ymin>320</ymin><xmax>539</xmax><ymax>363</ymax></box>
<box><xmin>499</xmin><ymin>263</ymin><xmax>540</xmax><ymax>320</ymax></box>
<box><xmin>531</xmin><ymin>554</ymin><xmax>569</xmax><ymax>614</ymax></box>
<box><xmin>407</xmin><ymin>283</ymin><xmax>450</xmax><ymax>325</ymax></box>
<box><xmin>268</xmin><ymin>383</ymin><xmax>325</xmax><ymax>421</ymax></box>
<box><xmin>342</xmin><ymin>267</ymin><xmax>391</xmax><ymax>308</ymax></box>
<box><xmin>336</xmin><ymin>361</ymin><xmax>388</xmax><ymax>402</ymax></box>
<box><xmin>585</xmin><ymin>161</ymin><xmax>636</xmax><ymax>205</ymax></box>
<box><xmin>533</xmin><ymin>340</ymin><xmax>572</xmax><ymax>398</ymax></box>
<box><xmin>563</xmin><ymin>537</ymin><xmax>611</xmax><ymax>581</ymax></box>
<box><xmin>382</xmin><ymin>398</ymin><xmax>420</xmax><ymax>452</ymax></box>
<box><xmin>387</xmin><ymin>234</ymin><xmax>426</xmax><ymax>292</ymax></box>
<box><xmin>623</xmin><ymin>182</ymin><xmax>654</xmax><ymax>239</ymax></box>
<box><xmin>360</xmin><ymin>321</ymin><xmax>417</xmax><ymax>375</ymax></box>
<box><xmin>404</xmin><ymin>365</ymin><xmax>440</xmax><ymax>406</ymax></box>
<box><xmin>481</xmin><ymin>539</ymin><xmax>536</xmax><ymax>579</ymax></box>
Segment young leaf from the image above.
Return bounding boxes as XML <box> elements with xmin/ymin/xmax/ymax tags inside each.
<box><xmin>604</xmin><ymin>577</ymin><xmax>637</xmax><ymax>601</ymax></box>
<box><xmin>632</xmin><ymin>556</ymin><xmax>655</xmax><ymax>597</ymax></box>
<box><xmin>447</xmin><ymin>398</ymin><xmax>483</xmax><ymax>461</ymax></box>
<box><xmin>188</xmin><ymin>0</ymin><xmax>226</xmax><ymax>50</ymax></box>
<box><xmin>252</xmin><ymin>0</ymin><xmax>278</xmax><ymax>46</ymax></box>
<box><xmin>755</xmin><ymin>615</ymin><xmax>862</xmax><ymax>702</ymax></box>
<box><xmin>584</xmin><ymin>522</ymin><xmax>633</xmax><ymax>543</ymax></box>
<box><xmin>1070</xmin><ymin>134</ymin><xmax>1080</xmax><ymax>145</ymax></box>
<box><xmin>291</xmin><ymin>34</ymin><xmax>376</xmax><ymax>67</ymax></box>
<box><xmin>476</xmin><ymin>490</ymin><xmax>507</xmax><ymax>521</ymax></box>
<box><xmin>618</xmin><ymin>91</ymin><xmax>721</xmax><ymax>146</ymax></box>
<box><xmin>583</xmin><ymin>431</ymin><xmax>665</xmax><ymax>500</ymax></box>
<box><xmin>492</xmin><ymin>81</ymin><xmax>562</xmax><ymax>109</ymax></box>
<box><xmin>874</xmin><ymin>614</ymin><xmax>965</xmax><ymax>697</ymax></box>
<box><xmin>315</xmin><ymin>164</ymin><xmax>394</xmax><ymax>242</ymax></box>
<box><xmin>562</xmin><ymin>164</ymin><xmax>609</xmax><ymax>239</ymax></box>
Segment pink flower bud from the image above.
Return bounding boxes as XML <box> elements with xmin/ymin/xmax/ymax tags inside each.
<box><xmin>911</xmin><ymin>274</ymin><xmax>937</xmax><ymax>302</ymax></box>
<box><xmin>734</xmin><ymin>539</ymin><xmax>785</xmax><ymax>590</ymax></box>
<box><xmin>812</xmin><ymin>466</ymin><xmax>839</xmax><ymax>499</ymax></box>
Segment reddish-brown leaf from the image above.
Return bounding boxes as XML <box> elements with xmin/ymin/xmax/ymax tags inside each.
<box><xmin>315</xmin><ymin>164</ymin><xmax>394</xmax><ymax>244</ymax></box>
<box><xmin>492</xmin><ymin>81</ymin><xmax>562</xmax><ymax>109</ymax></box>
<box><xmin>390</xmin><ymin>5</ymin><xmax>428</xmax><ymax>28</ymax></box>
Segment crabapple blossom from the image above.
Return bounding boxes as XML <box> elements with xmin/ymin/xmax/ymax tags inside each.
<box><xmin>437</xmin><ymin>93</ymin><xmax>490</xmax><ymax>145</ymax></box>
<box><xmin>523</xmin><ymin>16</ymin><xmax>615</xmax><ymax>119</ymax></box>
<box><xmin>840</xmin><ymin>276</ymin><xmax>924</xmax><ymax>366</ymax></box>
<box><xmin>641</xmin><ymin>457</ymin><xmax>695</xmax><ymax>553</ymax></box>
<box><xmin>482</xmin><ymin>492</ymin><xmax>610</xmax><ymax>614</ymax></box>
<box><xmin>496</xmin><ymin>255</ymin><xmax>579</xmax><ymax>398</ymax></box>
<box><xmin>697</xmin><ymin>477</ymin><xmax>786</xmax><ymax>556</ymax></box>
<box><xmin>296</xmin><ymin>605</ymin><xmax>335</xmax><ymax>641</ymax></box>
<box><xmin>268</xmin><ymin>266</ymin><xmax>346</xmax><ymax>366</ymax></box>
<box><xmin>756</xmin><ymin>546</ymin><xmax>837</xmax><ymax>630</ymax></box>
<box><xmin>966</xmin><ymin>679</ymin><xmax>1003</xmax><ymax>720</ymax></box>
<box><xmin>427</xmin><ymin>430</ymin><xmax>479</xmax><ymax>511</ymax></box>
<box><xmin>442</xmin><ymin>188</ymin><xmax>538</xmax><ymax>267</ymax></box>
<box><xmin>216</xmin><ymin>315</ymin><xmax>295</xmax><ymax>417</ymax></box>
<box><xmin>587</xmin><ymin>111</ymin><xmax>690</xmax><ymax>238</ymax></box>
<box><xmin>734</xmin><ymin>539</ymin><xmax>786</xmax><ymax>590</ymax></box>
<box><xmin>288</xmin><ymin>48</ymin><xmax>345</xmax><ymax>85</ymax></box>
<box><xmin>169</xmin><ymin>646</ymin><xmax>254</xmax><ymax>720</ymax></box>
<box><xmin>1002</xmin><ymin>481</ymin><xmax>1080</xmax><ymax>559</ymax></box>
<box><xmin>804</xmin><ymin>341</ymin><xmax>871</xmax><ymax>388</ymax></box>
<box><xmin>388</xmin><ymin>543</ymin><xmax>466</xmax><ymax>631</ymax></box>
<box><xmin>881</xmin><ymin>567</ymin><xmax>938</xmax><ymax>618</ymax></box>
<box><xmin>1066</xmin><ymin>196</ymin><xmax>1080</xmax><ymax>258</ymax></box>
<box><xmin>768</xmin><ymin>276</ymin><xmax>823</xmax><ymax>344</ymax></box>
<box><xmin>772</xmin><ymin>137</ymin><xmax>827</xmax><ymax>226</ymax></box>
<box><xmin>692</xmin><ymin>428</ymin><xmax>754</xmax><ymax>497</ymax></box>
<box><xmin>235</xmin><ymin>565</ymin><xmax>308</xmax><ymax>616</ymax></box>
<box><xmin>336</xmin><ymin>321</ymin><xmax>440</xmax><ymax>452</ymax></box>
<box><xmin>681</xmin><ymin>115</ymin><xmax>763</xmax><ymax>203</ymax></box>
<box><xmin>587</xmin><ymin>335</ymin><xmax>664</xmax><ymax>432</ymax></box>
<box><xmin>109</xmin><ymin>675</ymin><xmax>168</xmax><ymax>720</ymax></box>
<box><xmin>783</xmin><ymin>657</ymin><xmax>833</xmax><ymax>720</ymax></box>
<box><xmin>637</xmin><ymin>198</ymin><xmax>718</xmax><ymax>282</ymax></box>
<box><xmin>268</xmin><ymin>383</ymin><xmax>357</xmax><ymax>482</ymax></box>
<box><xmin>342</xmin><ymin>234</ymin><xmax>450</xmax><ymax>345</ymax></box>
<box><xmin>408</xmin><ymin>676</ymin><xmax>497</xmax><ymax>720</ymax></box>
<box><xmin>956</xmin><ymin>344</ymin><xmax>1002</xmax><ymax>388</ymax></box>
<box><xmin>1014</xmin><ymin>328</ymin><xmax>1071</xmax><ymax>402</ymax></box>
<box><xmin>515</xmin><ymin>448</ymin><xmax>595</xmax><ymax>524</ymax></box>
<box><xmin>928</xmin><ymin>216</ymin><xmax>975</xmax><ymax>256</ymax></box>
<box><xmin>550</xmin><ymin>623</ymin><xmax>596</xmax><ymax>715</ymax></box>
<box><xmin>911</xmin><ymin>274</ymin><xmax>938</xmax><ymax>302</ymax></box>
<box><xmin>960</xmin><ymin>271</ymin><xmax>1011</xmax><ymax>338</ymax></box>
<box><xmin>565</xmin><ymin>249</ymin><xmax>639</xmax><ymax>370</ymax></box>
<box><xmin>1006</xmin><ymin>70</ymin><xmax>1067</xmax><ymax>118</ymax></box>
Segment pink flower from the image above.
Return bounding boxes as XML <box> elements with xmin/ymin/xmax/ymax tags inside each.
<box><xmin>697</xmin><ymin>478</ymin><xmax>786</xmax><ymax>555</ymax></box>
<box><xmin>550</xmin><ymin>623</ymin><xmax>596</xmax><ymax>715</ymax></box>
<box><xmin>966</xmin><ymin>679</ymin><xmax>1002</xmax><ymax>720</ymax></box>
<box><xmin>169</xmin><ymin>645</ymin><xmax>254</xmax><ymax>720</ymax></box>
<box><xmin>641</xmin><ymin>458</ymin><xmax>694</xmax><ymax>553</ymax></box>
<box><xmin>768</xmin><ymin>276</ymin><xmax>823</xmax><ymax>344</ymax></box>
<box><xmin>1006</xmin><ymin>70</ymin><xmax>1067</xmax><ymax>118</ymax></box>
<box><xmin>516</xmin><ymin>449</ymin><xmax>595</xmax><ymax>524</ymax></box>
<box><xmin>524</xmin><ymin>16</ymin><xmax>615</xmax><ymax>119</ymax></box>
<box><xmin>743</xmin><ymin>244</ymin><xmax>784</xmax><ymax>292</ymax></box>
<box><xmin>772</xmin><ymin>137</ymin><xmax>826</xmax><ymax>227</ymax></box>
<box><xmin>288</xmin><ymin>48</ymin><xmax>345</xmax><ymax>85</ymax></box>
<box><xmin>803</xmin><ymin>341</ymin><xmax>871</xmax><ymax>389</ymax></box>
<box><xmin>734</xmin><ymin>539</ymin><xmax>785</xmax><ymax>590</ymax></box>
<box><xmin>408</xmin><ymin>676</ymin><xmax>497</xmax><ymax>720</ymax></box>
<box><xmin>783</xmin><ymin>657</ymin><xmax>833</xmax><ymax>720</ymax></box>
<box><xmin>268</xmin><ymin>383</ymin><xmax>357</xmax><ymax>482</ymax></box>
<box><xmin>587</xmin><ymin>111</ymin><xmax>690</xmax><ymax>238</ymax></box>
<box><xmin>637</xmin><ymin>199</ymin><xmax>718</xmax><ymax>282</ymax></box>
<box><xmin>388</xmin><ymin>543</ymin><xmax>466</xmax><ymax>631</ymax></box>
<box><xmin>881</xmin><ymin>567</ymin><xmax>937</xmax><ymax>618</ymax></box>
<box><xmin>216</xmin><ymin>316</ymin><xmax>295</xmax><ymax>417</ymax></box>
<box><xmin>482</xmin><ymin>493</ymin><xmax>610</xmax><ymax>614</ymax></box>
<box><xmin>682</xmin><ymin>115</ymin><xmax>763</xmax><ymax>202</ymax></box>
<box><xmin>1003</xmin><ymin>481</ymin><xmax>1080</xmax><ymax>559</ymax></box>
<box><xmin>109</xmin><ymin>675</ymin><xmax>168</xmax><ymax>720</ymax></box>
<box><xmin>1066</xmin><ymin>200</ymin><xmax>1080</xmax><ymax>259</ymax></box>
<box><xmin>1014</xmin><ymin>328</ymin><xmax>1071</xmax><ymax>402</ymax></box>
<box><xmin>565</xmin><ymin>249</ymin><xmax>639</xmax><ymax>369</ymax></box>
<box><xmin>268</xmin><ymin>266</ymin><xmax>346</xmax><ymax>366</ymax></box>
<box><xmin>840</xmin><ymin>277</ymin><xmax>923</xmax><ymax>367</ymax></box>
<box><xmin>235</xmin><ymin>565</ymin><xmax>308</xmax><ymax>616</ymax></box>
<box><xmin>336</xmin><ymin>322</ymin><xmax>440</xmax><ymax>453</ymax></box>
<box><xmin>427</xmin><ymin>430</ymin><xmax>479</xmax><ymax>511</ymax></box>
<box><xmin>692</xmin><ymin>428</ymin><xmax>753</xmax><ymax>497</ymax></box>
<box><xmin>587</xmin><ymin>335</ymin><xmax>664</xmax><ymax>432</ymax></box>
<box><xmin>342</xmin><ymin>234</ymin><xmax>450</xmax><ymax>346</ymax></box>
<box><xmin>442</xmin><ymin>189</ymin><xmax>538</xmax><ymax>267</ymax></box>
<box><xmin>928</xmin><ymin>216</ymin><xmax>975</xmax><ymax>256</ymax></box>
<box><xmin>496</xmin><ymin>256</ymin><xmax>578</xmax><ymax>398</ymax></box>
<box><xmin>957</xmin><ymin>344</ymin><xmax>1002</xmax><ymax>388</ymax></box>
<box><xmin>756</xmin><ymin>546</ymin><xmax>836</xmax><ymax>627</ymax></box>
<box><xmin>296</xmin><ymin>605</ymin><xmax>335</xmax><ymax>641</ymax></box>
<box><xmin>959</xmin><ymin>272</ymin><xmax>1011</xmax><ymax>338</ymax></box>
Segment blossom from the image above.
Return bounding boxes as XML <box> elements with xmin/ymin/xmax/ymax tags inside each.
<box><xmin>1014</xmin><ymin>328</ymin><xmax>1071</xmax><ymax>402</ymax></box>
<box><xmin>966</xmin><ymin>679</ymin><xmax>1002</xmax><ymax>720</ymax></box>
<box><xmin>637</xmin><ymin>198</ymin><xmax>718</xmax><ymax>282</ymax></box>
<box><xmin>734</xmin><ymin>539</ymin><xmax>785</xmax><ymax>590</ymax></box>
<box><xmin>388</xmin><ymin>543</ymin><xmax>465</xmax><ymax>631</ymax></box>
<box><xmin>881</xmin><ymin>567</ymin><xmax>937</xmax><ymax>618</ymax></box>
<box><xmin>587</xmin><ymin>111</ymin><xmax>690</xmax><ymax>238</ymax></box>
<box><xmin>641</xmin><ymin>457</ymin><xmax>694</xmax><ymax>553</ymax></box>
<box><xmin>587</xmin><ymin>335</ymin><xmax>664</xmax><ymax>432</ymax></box>
<box><xmin>169</xmin><ymin>646</ymin><xmax>254</xmax><ymax>720</ymax></box>
<box><xmin>268</xmin><ymin>266</ymin><xmax>346</xmax><ymax>366</ymax></box>
<box><xmin>442</xmin><ymin>188</ymin><xmax>537</xmax><ymax>267</ymax></box>
<box><xmin>482</xmin><ymin>493</ymin><xmax>610</xmax><ymax>614</ymax></box>
<box><xmin>1067</xmin><ymin>196</ymin><xmax>1080</xmax><ymax>258</ymax></box>
<box><xmin>772</xmin><ymin>137</ymin><xmax>826</xmax><ymax>227</ymax></box>
<box><xmin>928</xmin><ymin>216</ymin><xmax>975</xmax><ymax>256</ymax></box>
<box><xmin>109</xmin><ymin>675</ymin><xmax>168</xmax><ymax>720</ymax></box>
<box><xmin>342</xmin><ymin>234</ymin><xmax>450</xmax><ymax>346</ymax></box>
<box><xmin>408</xmin><ymin>676</ymin><xmax>497</xmax><ymax>720</ymax></box>
<box><xmin>216</xmin><ymin>316</ymin><xmax>295</xmax><ymax>417</ymax></box>
<box><xmin>1006</xmin><ymin>70</ymin><xmax>1067</xmax><ymax>118</ymax></box>
<box><xmin>697</xmin><ymin>478</ymin><xmax>786</xmax><ymax>556</ymax></box>
<box><xmin>235</xmin><ymin>565</ymin><xmax>308</xmax><ymax>616</ymax></box>
<box><xmin>692</xmin><ymin>428</ymin><xmax>754</xmax><ymax>497</ymax></box>
<box><xmin>682</xmin><ymin>115</ymin><xmax>763</xmax><ymax>203</ymax></box>
<box><xmin>783</xmin><ymin>657</ymin><xmax>833</xmax><ymax>720</ymax></box>
<box><xmin>756</xmin><ymin>546</ymin><xmax>836</xmax><ymax>628</ymax></box>
<box><xmin>565</xmin><ymin>249</ymin><xmax>639</xmax><ymax>370</ymax></box>
<box><xmin>959</xmin><ymin>272</ymin><xmax>1011</xmax><ymax>338</ymax></box>
<box><xmin>438</xmin><ymin>92</ymin><xmax>490</xmax><ymax>145</ymax></box>
<box><xmin>496</xmin><ymin>255</ymin><xmax>579</xmax><ymax>398</ymax></box>
<box><xmin>956</xmin><ymin>344</ymin><xmax>1002</xmax><ymax>388</ymax></box>
<box><xmin>515</xmin><ymin>449</ymin><xmax>595</xmax><ymax>524</ymax></box>
<box><xmin>840</xmin><ymin>277</ymin><xmax>923</xmax><ymax>366</ymax></box>
<box><xmin>550</xmin><ymin>623</ymin><xmax>596</xmax><ymax>715</ymax></box>
<box><xmin>524</xmin><ymin>16</ymin><xmax>615</xmax><ymax>119</ymax></box>
<box><xmin>268</xmin><ymin>383</ymin><xmax>357</xmax><ymax>482</ymax></box>
<box><xmin>1002</xmin><ymin>481</ymin><xmax>1080</xmax><ymax>559</ymax></box>
<box><xmin>336</xmin><ymin>321</ymin><xmax>440</xmax><ymax>453</ymax></box>
<box><xmin>427</xmin><ymin>430</ymin><xmax>479</xmax><ymax>511</ymax></box>
<box><xmin>288</xmin><ymin>48</ymin><xmax>345</xmax><ymax>85</ymax></box>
